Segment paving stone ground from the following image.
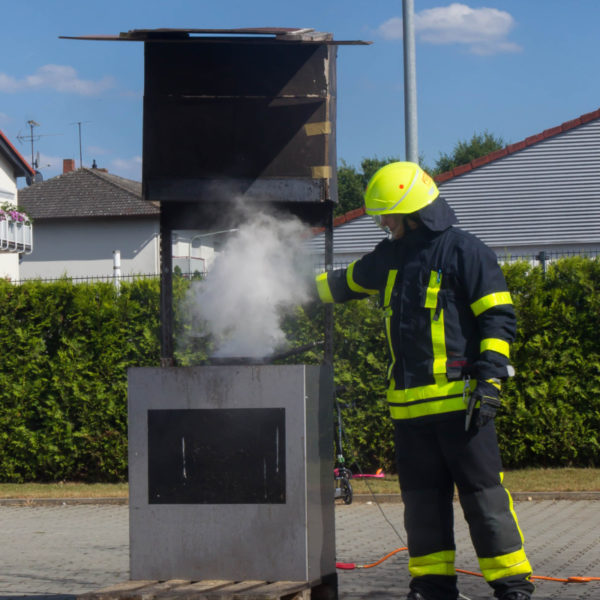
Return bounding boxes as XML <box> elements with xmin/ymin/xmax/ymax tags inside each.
<box><xmin>1</xmin><ymin>500</ymin><xmax>599</xmax><ymax>599</ymax></box>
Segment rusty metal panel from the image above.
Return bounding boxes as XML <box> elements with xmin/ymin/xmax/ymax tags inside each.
<box><xmin>60</xmin><ymin>27</ymin><xmax>370</xmax><ymax>44</ymax></box>
<box><xmin>142</xmin><ymin>40</ymin><xmax>337</xmax><ymax>205</ymax></box>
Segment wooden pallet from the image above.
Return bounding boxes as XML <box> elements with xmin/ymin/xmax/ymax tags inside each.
<box><xmin>77</xmin><ymin>579</ymin><xmax>318</xmax><ymax>600</ymax></box>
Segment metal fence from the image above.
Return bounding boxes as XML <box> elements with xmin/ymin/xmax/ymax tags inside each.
<box><xmin>11</xmin><ymin>272</ymin><xmax>163</xmax><ymax>286</ymax></box>
<box><xmin>10</xmin><ymin>248</ymin><xmax>600</xmax><ymax>285</ymax></box>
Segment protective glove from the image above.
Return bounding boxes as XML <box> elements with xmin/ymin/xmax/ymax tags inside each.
<box><xmin>473</xmin><ymin>379</ymin><xmax>502</xmax><ymax>428</ymax></box>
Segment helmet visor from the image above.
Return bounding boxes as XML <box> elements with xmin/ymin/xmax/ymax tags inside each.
<box><xmin>371</xmin><ymin>214</ymin><xmax>392</xmax><ymax>237</ymax></box>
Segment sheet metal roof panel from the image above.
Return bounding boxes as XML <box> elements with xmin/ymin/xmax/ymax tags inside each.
<box><xmin>60</xmin><ymin>27</ymin><xmax>371</xmax><ymax>45</ymax></box>
<box><xmin>307</xmin><ymin>217</ymin><xmax>386</xmax><ymax>254</ymax></box>
<box><xmin>438</xmin><ymin>118</ymin><xmax>600</xmax><ymax>247</ymax></box>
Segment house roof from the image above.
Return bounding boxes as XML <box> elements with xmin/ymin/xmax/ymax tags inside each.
<box><xmin>18</xmin><ymin>167</ymin><xmax>159</xmax><ymax>219</ymax></box>
<box><xmin>434</xmin><ymin>107</ymin><xmax>600</xmax><ymax>183</ymax></box>
<box><xmin>0</xmin><ymin>129</ymin><xmax>35</xmax><ymax>179</ymax></box>
<box><xmin>319</xmin><ymin>106</ymin><xmax>600</xmax><ymax>230</ymax></box>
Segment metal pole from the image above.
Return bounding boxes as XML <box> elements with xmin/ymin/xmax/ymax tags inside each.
<box><xmin>30</xmin><ymin>122</ymin><xmax>35</xmax><ymax>167</ymax></box>
<box><xmin>160</xmin><ymin>210</ymin><xmax>174</xmax><ymax>366</ymax></box>
<box><xmin>403</xmin><ymin>0</ymin><xmax>419</xmax><ymax>163</ymax></box>
<box><xmin>113</xmin><ymin>249</ymin><xmax>121</xmax><ymax>292</ymax></box>
<box><xmin>324</xmin><ymin>203</ymin><xmax>334</xmax><ymax>367</ymax></box>
<box><xmin>78</xmin><ymin>122</ymin><xmax>83</xmax><ymax>168</ymax></box>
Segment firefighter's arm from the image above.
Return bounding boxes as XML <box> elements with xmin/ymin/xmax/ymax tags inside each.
<box><xmin>458</xmin><ymin>238</ymin><xmax>517</xmax><ymax>381</ymax></box>
<box><xmin>458</xmin><ymin>238</ymin><xmax>516</xmax><ymax>429</ymax></box>
<box><xmin>314</xmin><ymin>245</ymin><xmax>385</xmax><ymax>304</ymax></box>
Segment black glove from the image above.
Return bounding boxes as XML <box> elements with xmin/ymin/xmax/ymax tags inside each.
<box><xmin>473</xmin><ymin>379</ymin><xmax>502</xmax><ymax>428</ymax></box>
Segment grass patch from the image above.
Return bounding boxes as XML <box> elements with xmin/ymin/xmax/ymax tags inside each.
<box><xmin>0</xmin><ymin>482</ymin><xmax>128</xmax><ymax>499</ymax></box>
<box><xmin>1</xmin><ymin>468</ymin><xmax>598</xmax><ymax>499</ymax></box>
<box><xmin>349</xmin><ymin>467</ymin><xmax>600</xmax><ymax>495</ymax></box>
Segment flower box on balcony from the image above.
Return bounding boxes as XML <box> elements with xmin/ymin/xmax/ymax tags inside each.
<box><xmin>0</xmin><ymin>205</ymin><xmax>33</xmax><ymax>254</ymax></box>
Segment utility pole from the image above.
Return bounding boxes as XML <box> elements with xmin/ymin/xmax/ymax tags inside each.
<box><xmin>16</xmin><ymin>121</ymin><xmax>60</xmax><ymax>171</ymax></box>
<box><xmin>17</xmin><ymin>120</ymin><xmax>41</xmax><ymax>169</ymax></box>
<box><xmin>71</xmin><ymin>121</ymin><xmax>90</xmax><ymax>168</ymax></box>
<box><xmin>77</xmin><ymin>121</ymin><xmax>83</xmax><ymax>168</ymax></box>
<box><xmin>403</xmin><ymin>0</ymin><xmax>419</xmax><ymax>163</ymax></box>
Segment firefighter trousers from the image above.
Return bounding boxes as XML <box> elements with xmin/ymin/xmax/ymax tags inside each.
<box><xmin>394</xmin><ymin>413</ymin><xmax>534</xmax><ymax>600</ymax></box>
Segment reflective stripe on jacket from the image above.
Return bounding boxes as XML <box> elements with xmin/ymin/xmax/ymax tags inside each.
<box><xmin>315</xmin><ymin>200</ymin><xmax>516</xmax><ymax>422</ymax></box>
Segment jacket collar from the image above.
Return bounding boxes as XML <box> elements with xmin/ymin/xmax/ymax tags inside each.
<box><xmin>417</xmin><ymin>196</ymin><xmax>458</xmax><ymax>232</ymax></box>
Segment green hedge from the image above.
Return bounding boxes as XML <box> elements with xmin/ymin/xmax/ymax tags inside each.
<box><xmin>0</xmin><ymin>278</ymin><xmax>161</xmax><ymax>482</ymax></box>
<box><xmin>286</xmin><ymin>257</ymin><xmax>600</xmax><ymax>472</ymax></box>
<box><xmin>0</xmin><ymin>257</ymin><xmax>599</xmax><ymax>482</ymax></box>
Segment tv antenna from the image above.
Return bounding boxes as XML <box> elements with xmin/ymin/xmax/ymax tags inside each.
<box><xmin>71</xmin><ymin>121</ymin><xmax>91</xmax><ymax>168</ymax></box>
<box><xmin>16</xmin><ymin>120</ymin><xmax>60</xmax><ymax>169</ymax></box>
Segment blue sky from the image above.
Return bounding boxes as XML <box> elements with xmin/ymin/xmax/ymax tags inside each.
<box><xmin>2</xmin><ymin>1</ymin><xmax>600</xmax><ymax>184</ymax></box>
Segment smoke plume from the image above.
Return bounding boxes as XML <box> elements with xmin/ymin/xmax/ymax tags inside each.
<box><xmin>181</xmin><ymin>210</ymin><xmax>314</xmax><ymax>358</ymax></box>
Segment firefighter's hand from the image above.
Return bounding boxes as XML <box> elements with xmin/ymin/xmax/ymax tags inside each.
<box><xmin>473</xmin><ymin>379</ymin><xmax>502</xmax><ymax>428</ymax></box>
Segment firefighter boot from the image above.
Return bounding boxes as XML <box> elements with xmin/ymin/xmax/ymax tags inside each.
<box><xmin>499</xmin><ymin>592</ymin><xmax>531</xmax><ymax>600</ymax></box>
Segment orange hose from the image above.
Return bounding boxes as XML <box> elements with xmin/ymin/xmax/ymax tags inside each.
<box><xmin>338</xmin><ymin>548</ymin><xmax>600</xmax><ymax>582</ymax></box>
<box><xmin>360</xmin><ymin>547</ymin><xmax>408</xmax><ymax>569</ymax></box>
<box><xmin>456</xmin><ymin>568</ymin><xmax>484</xmax><ymax>578</ymax></box>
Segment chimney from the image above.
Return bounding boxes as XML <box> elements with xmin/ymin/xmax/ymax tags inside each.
<box><xmin>63</xmin><ymin>159</ymin><xmax>76</xmax><ymax>174</ymax></box>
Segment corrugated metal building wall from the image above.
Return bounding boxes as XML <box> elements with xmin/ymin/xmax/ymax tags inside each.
<box><xmin>439</xmin><ymin>117</ymin><xmax>600</xmax><ymax>253</ymax></box>
<box><xmin>309</xmin><ymin>113</ymin><xmax>600</xmax><ymax>265</ymax></box>
<box><xmin>306</xmin><ymin>215</ymin><xmax>386</xmax><ymax>267</ymax></box>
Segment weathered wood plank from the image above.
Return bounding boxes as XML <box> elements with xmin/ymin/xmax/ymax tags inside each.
<box><xmin>122</xmin><ymin>580</ymin><xmax>191</xmax><ymax>600</ymax></box>
<box><xmin>200</xmin><ymin>581</ymin><xmax>266</xmax><ymax>600</ymax></box>
<box><xmin>154</xmin><ymin>580</ymin><xmax>235</xmax><ymax>600</ymax></box>
<box><xmin>77</xmin><ymin>581</ymin><xmax>158</xmax><ymax>600</ymax></box>
<box><xmin>231</xmin><ymin>581</ymin><xmax>310</xmax><ymax>600</ymax></box>
<box><xmin>79</xmin><ymin>580</ymin><xmax>314</xmax><ymax>600</ymax></box>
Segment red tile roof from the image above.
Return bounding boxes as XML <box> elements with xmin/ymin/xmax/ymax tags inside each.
<box><xmin>434</xmin><ymin>107</ymin><xmax>600</xmax><ymax>183</ymax></box>
<box><xmin>318</xmin><ymin>106</ymin><xmax>600</xmax><ymax>231</ymax></box>
<box><xmin>0</xmin><ymin>129</ymin><xmax>35</xmax><ymax>178</ymax></box>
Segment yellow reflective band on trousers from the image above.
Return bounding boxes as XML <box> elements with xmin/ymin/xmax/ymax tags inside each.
<box><xmin>387</xmin><ymin>380</ymin><xmax>469</xmax><ymax>420</ymax></box>
<box><xmin>502</xmin><ymin>472</ymin><xmax>526</xmax><ymax>545</ymax></box>
<box><xmin>383</xmin><ymin>270</ymin><xmax>398</xmax><ymax>380</ymax></box>
<box><xmin>315</xmin><ymin>272</ymin><xmax>334</xmax><ymax>303</ymax></box>
<box><xmin>470</xmin><ymin>291</ymin><xmax>513</xmax><ymax>317</ymax></box>
<box><xmin>481</xmin><ymin>337</ymin><xmax>510</xmax><ymax>358</ymax></box>
<box><xmin>409</xmin><ymin>550</ymin><xmax>456</xmax><ymax>577</ymax></box>
<box><xmin>478</xmin><ymin>548</ymin><xmax>532</xmax><ymax>582</ymax></box>
<box><xmin>346</xmin><ymin>261</ymin><xmax>378</xmax><ymax>295</ymax></box>
<box><xmin>473</xmin><ymin>473</ymin><xmax>531</xmax><ymax>582</ymax></box>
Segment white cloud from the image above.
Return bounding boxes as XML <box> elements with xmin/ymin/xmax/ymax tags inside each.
<box><xmin>378</xmin><ymin>16</ymin><xmax>404</xmax><ymax>41</ymax></box>
<box><xmin>0</xmin><ymin>65</ymin><xmax>115</xmax><ymax>95</ymax></box>
<box><xmin>87</xmin><ymin>145</ymin><xmax>109</xmax><ymax>156</ymax></box>
<box><xmin>110</xmin><ymin>156</ymin><xmax>142</xmax><ymax>180</ymax></box>
<box><xmin>378</xmin><ymin>3</ymin><xmax>521</xmax><ymax>55</ymax></box>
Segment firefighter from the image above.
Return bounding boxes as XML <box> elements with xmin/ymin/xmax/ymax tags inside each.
<box><xmin>315</xmin><ymin>162</ymin><xmax>534</xmax><ymax>600</ymax></box>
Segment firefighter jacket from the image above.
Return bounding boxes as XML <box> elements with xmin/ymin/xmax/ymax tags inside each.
<box><xmin>316</xmin><ymin>197</ymin><xmax>517</xmax><ymax>422</ymax></box>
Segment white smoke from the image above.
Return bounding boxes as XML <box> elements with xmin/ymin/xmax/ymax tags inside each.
<box><xmin>182</xmin><ymin>210</ymin><xmax>314</xmax><ymax>358</ymax></box>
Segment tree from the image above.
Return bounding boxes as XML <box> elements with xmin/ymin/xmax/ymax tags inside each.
<box><xmin>335</xmin><ymin>132</ymin><xmax>503</xmax><ymax>217</ymax></box>
<box><xmin>335</xmin><ymin>156</ymin><xmax>399</xmax><ymax>216</ymax></box>
<box><xmin>432</xmin><ymin>131</ymin><xmax>504</xmax><ymax>175</ymax></box>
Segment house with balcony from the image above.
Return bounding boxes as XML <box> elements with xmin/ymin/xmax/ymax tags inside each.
<box><xmin>0</xmin><ymin>130</ymin><xmax>35</xmax><ymax>280</ymax></box>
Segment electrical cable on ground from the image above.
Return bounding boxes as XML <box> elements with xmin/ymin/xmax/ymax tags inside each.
<box><xmin>336</xmin><ymin>396</ymin><xmax>406</xmax><ymax>546</ymax></box>
<box><xmin>334</xmin><ymin>402</ymin><xmax>600</xmax><ymax>589</ymax></box>
<box><xmin>336</xmin><ymin>546</ymin><xmax>600</xmax><ymax>584</ymax></box>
